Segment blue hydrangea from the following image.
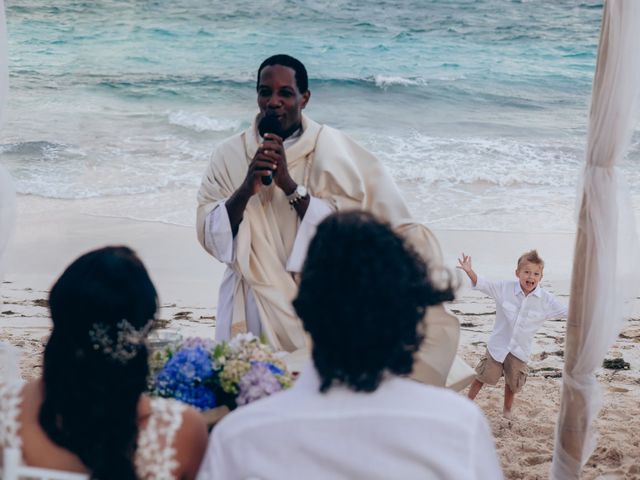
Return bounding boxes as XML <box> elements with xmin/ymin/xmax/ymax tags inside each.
<box><xmin>260</xmin><ymin>361</ymin><xmax>284</xmax><ymax>376</ymax></box>
<box><xmin>154</xmin><ymin>346</ymin><xmax>217</xmax><ymax>410</ymax></box>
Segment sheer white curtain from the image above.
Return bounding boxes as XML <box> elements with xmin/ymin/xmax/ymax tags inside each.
<box><xmin>0</xmin><ymin>0</ymin><xmax>14</xmax><ymax>278</ymax></box>
<box><xmin>0</xmin><ymin>0</ymin><xmax>6</xmax><ymax>119</ymax></box>
<box><xmin>0</xmin><ymin>0</ymin><xmax>21</xmax><ymax>382</ymax></box>
<box><xmin>551</xmin><ymin>1</ymin><xmax>640</xmax><ymax>478</ymax></box>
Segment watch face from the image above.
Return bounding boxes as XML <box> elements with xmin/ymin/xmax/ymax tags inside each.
<box><xmin>297</xmin><ymin>185</ymin><xmax>308</xmax><ymax>197</ymax></box>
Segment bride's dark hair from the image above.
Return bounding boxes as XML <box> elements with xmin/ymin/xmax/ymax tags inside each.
<box><xmin>39</xmin><ymin>246</ymin><xmax>158</xmax><ymax>479</ymax></box>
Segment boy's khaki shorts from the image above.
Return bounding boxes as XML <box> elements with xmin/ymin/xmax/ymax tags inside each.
<box><xmin>475</xmin><ymin>350</ymin><xmax>529</xmax><ymax>394</ymax></box>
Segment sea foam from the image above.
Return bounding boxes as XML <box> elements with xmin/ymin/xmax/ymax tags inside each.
<box><xmin>167</xmin><ymin>111</ymin><xmax>241</xmax><ymax>133</ymax></box>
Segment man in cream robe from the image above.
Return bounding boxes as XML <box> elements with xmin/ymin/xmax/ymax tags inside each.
<box><xmin>197</xmin><ymin>55</ymin><xmax>469</xmax><ymax>388</ymax></box>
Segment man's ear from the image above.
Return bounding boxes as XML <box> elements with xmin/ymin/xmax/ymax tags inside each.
<box><xmin>301</xmin><ymin>90</ymin><xmax>311</xmax><ymax>109</ymax></box>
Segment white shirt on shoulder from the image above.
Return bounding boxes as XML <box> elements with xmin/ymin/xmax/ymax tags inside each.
<box><xmin>197</xmin><ymin>364</ymin><xmax>503</xmax><ymax>480</ymax></box>
<box><xmin>473</xmin><ymin>276</ymin><xmax>568</xmax><ymax>363</ymax></box>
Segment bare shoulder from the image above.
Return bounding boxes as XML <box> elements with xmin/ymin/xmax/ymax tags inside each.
<box><xmin>179</xmin><ymin>405</ymin><xmax>208</xmax><ymax>436</ymax></box>
<box><xmin>173</xmin><ymin>405</ymin><xmax>208</xmax><ymax>480</ymax></box>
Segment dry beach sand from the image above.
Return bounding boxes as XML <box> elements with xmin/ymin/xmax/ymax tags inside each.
<box><xmin>2</xmin><ymin>195</ymin><xmax>639</xmax><ymax>479</ymax></box>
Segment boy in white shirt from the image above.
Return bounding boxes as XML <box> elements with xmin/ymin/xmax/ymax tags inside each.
<box><xmin>457</xmin><ymin>250</ymin><xmax>568</xmax><ymax>418</ymax></box>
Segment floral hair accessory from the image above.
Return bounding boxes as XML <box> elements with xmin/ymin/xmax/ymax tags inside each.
<box><xmin>88</xmin><ymin>319</ymin><xmax>153</xmax><ymax>364</ymax></box>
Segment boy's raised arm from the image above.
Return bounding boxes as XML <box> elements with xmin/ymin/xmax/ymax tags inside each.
<box><xmin>547</xmin><ymin>294</ymin><xmax>569</xmax><ymax>319</ymax></box>
<box><xmin>457</xmin><ymin>253</ymin><xmax>478</xmax><ymax>286</ymax></box>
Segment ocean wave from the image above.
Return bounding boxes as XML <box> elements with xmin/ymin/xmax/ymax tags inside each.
<box><xmin>93</xmin><ymin>73</ymin><xmax>254</xmax><ymax>98</ymax></box>
<box><xmin>0</xmin><ymin>140</ymin><xmax>67</xmax><ymax>156</ymax></box>
<box><xmin>13</xmin><ymin>184</ymin><xmax>168</xmax><ymax>200</ymax></box>
<box><xmin>86</xmin><ymin>72</ymin><xmax>576</xmax><ymax>108</ymax></box>
<box><xmin>132</xmin><ymin>26</ymin><xmax>178</xmax><ymax>37</ymax></box>
<box><xmin>373</xmin><ymin>75</ymin><xmax>428</xmax><ymax>88</ymax></box>
<box><xmin>11</xmin><ymin>68</ymin><xmax>581</xmax><ymax>106</ymax></box>
<box><xmin>94</xmin><ymin>72</ymin><xmax>432</xmax><ymax>92</ymax></box>
<box><xmin>369</xmin><ymin>134</ymin><xmax>585</xmax><ymax>189</ymax></box>
<box><xmin>578</xmin><ymin>2</ymin><xmax>603</xmax><ymax>9</ymax></box>
<box><xmin>2</xmin><ymin>133</ymin><xmax>601</xmax><ymax>200</ymax></box>
<box><xmin>3</xmin><ymin>135</ymin><xmax>207</xmax><ymax>200</ymax></box>
<box><xmin>12</xmin><ymin>168</ymin><xmax>203</xmax><ymax>199</ymax></box>
<box><xmin>167</xmin><ymin>111</ymin><xmax>241</xmax><ymax>132</ymax></box>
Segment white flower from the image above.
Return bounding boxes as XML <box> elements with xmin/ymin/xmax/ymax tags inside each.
<box><xmin>228</xmin><ymin>332</ymin><xmax>259</xmax><ymax>351</ymax></box>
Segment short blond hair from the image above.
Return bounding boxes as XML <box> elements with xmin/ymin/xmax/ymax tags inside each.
<box><xmin>517</xmin><ymin>249</ymin><xmax>544</xmax><ymax>270</ymax></box>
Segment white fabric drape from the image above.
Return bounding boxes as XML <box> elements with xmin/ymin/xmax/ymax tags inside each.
<box><xmin>551</xmin><ymin>1</ymin><xmax>640</xmax><ymax>478</ymax></box>
<box><xmin>0</xmin><ymin>0</ymin><xmax>21</xmax><ymax>383</ymax></box>
<box><xmin>0</xmin><ymin>165</ymin><xmax>13</xmax><ymax>275</ymax></box>
<box><xmin>0</xmin><ymin>0</ymin><xmax>6</xmax><ymax>121</ymax></box>
<box><xmin>0</xmin><ymin>0</ymin><xmax>14</xmax><ymax>274</ymax></box>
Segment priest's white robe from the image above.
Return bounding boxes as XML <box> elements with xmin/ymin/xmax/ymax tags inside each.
<box><xmin>197</xmin><ymin>113</ymin><xmax>464</xmax><ymax>387</ymax></box>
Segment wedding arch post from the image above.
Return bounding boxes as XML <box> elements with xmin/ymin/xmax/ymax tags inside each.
<box><xmin>551</xmin><ymin>1</ymin><xmax>640</xmax><ymax>478</ymax></box>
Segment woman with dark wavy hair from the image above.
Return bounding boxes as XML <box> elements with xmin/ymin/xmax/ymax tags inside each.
<box><xmin>198</xmin><ymin>211</ymin><xmax>503</xmax><ymax>479</ymax></box>
<box><xmin>0</xmin><ymin>246</ymin><xmax>207</xmax><ymax>479</ymax></box>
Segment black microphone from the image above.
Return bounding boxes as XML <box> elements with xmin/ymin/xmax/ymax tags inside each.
<box><xmin>257</xmin><ymin>112</ymin><xmax>283</xmax><ymax>186</ymax></box>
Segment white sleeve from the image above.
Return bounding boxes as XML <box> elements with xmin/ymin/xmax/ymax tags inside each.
<box><xmin>473</xmin><ymin>276</ymin><xmax>502</xmax><ymax>300</ymax></box>
<box><xmin>286</xmin><ymin>196</ymin><xmax>335</xmax><ymax>273</ymax></box>
<box><xmin>546</xmin><ymin>294</ymin><xmax>569</xmax><ymax>319</ymax></box>
<box><xmin>194</xmin><ymin>443</ymin><xmax>216</xmax><ymax>480</ymax></box>
<box><xmin>196</xmin><ymin>429</ymin><xmax>235</xmax><ymax>480</ymax></box>
<box><xmin>470</xmin><ymin>412</ymin><xmax>504</xmax><ymax>479</ymax></box>
<box><xmin>203</xmin><ymin>200</ymin><xmax>235</xmax><ymax>264</ymax></box>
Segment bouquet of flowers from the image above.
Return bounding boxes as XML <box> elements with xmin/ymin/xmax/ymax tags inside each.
<box><xmin>150</xmin><ymin>333</ymin><xmax>294</xmax><ymax>412</ymax></box>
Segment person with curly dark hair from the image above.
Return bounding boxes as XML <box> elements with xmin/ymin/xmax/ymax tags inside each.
<box><xmin>0</xmin><ymin>246</ymin><xmax>207</xmax><ymax>479</ymax></box>
<box><xmin>294</xmin><ymin>210</ymin><xmax>455</xmax><ymax>393</ymax></box>
<box><xmin>198</xmin><ymin>211</ymin><xmax>503</xmax><ymax>480</ymax></box>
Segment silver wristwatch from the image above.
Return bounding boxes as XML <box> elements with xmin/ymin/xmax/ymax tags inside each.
<box><xmin>287</xmin><ymin>184</ymin><xmax>309</xmax><ymax>207</ymax></box>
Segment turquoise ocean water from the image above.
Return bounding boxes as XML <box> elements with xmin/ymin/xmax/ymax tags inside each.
<box><xmin>2</xmin><ymin>0</ymin><xmax>636</xmax><ymax>232</ymax></box>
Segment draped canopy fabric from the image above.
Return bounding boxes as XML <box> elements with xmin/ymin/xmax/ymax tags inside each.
<box><xmin>0</xmin><ymin>0</ymin><xmax>15</xmax><ymax>271</ymax></box>
<box><xmin>0</xmin><ymin>165</ymin><xmax>13</xmax><ymax>271</ymax></box>
<box><xmin>0</xmin><ymin>0</ymin><xmax>22</xmax><ymax>383</ymax></box>
<box><xmin>0</xmin><ymin>0</ymin><xmax>6</xmax><ymax>122</ymax></box>
<box><xmin>551</xmin><ymin>1</ymin><xmax>640</xmax><ymax>477</ymax></box>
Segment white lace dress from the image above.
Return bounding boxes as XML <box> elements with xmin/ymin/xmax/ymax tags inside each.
<box><xmin>0</xmin><ymin>379</ymin><xmax>186</xmax><ymax>479</ymax></box>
